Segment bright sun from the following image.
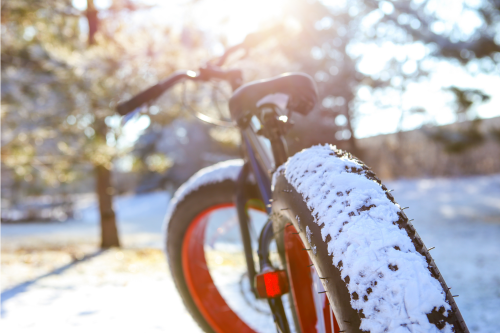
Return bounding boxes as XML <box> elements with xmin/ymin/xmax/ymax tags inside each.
<box><xmin>151</xmin><ymin>0</ymin><xmax>288</xmax><ymax>45</ymax></box>
<box><xmin>194</xmin><ymin>0</ymin><xmax>287</xmax><ymax>42</ymax></box>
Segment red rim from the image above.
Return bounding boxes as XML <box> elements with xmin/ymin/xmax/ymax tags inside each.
<box><xmin>183</xmin><ymin>203</ymin><xmax>339</xmax><ymax>332</ymax></box>
<box><xmin>284</xmin><ymin>225</ymin><xmax>340</xmax><ymax>333</ymax></box>
<box><xmin>182</xmin><ymin>203</ymin><xmax>255</xmax><ymax>333</ymax></box>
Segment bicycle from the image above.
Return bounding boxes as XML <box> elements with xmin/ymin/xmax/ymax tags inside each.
<box><xmin>116</xmin><ymin>30</ymin><xmax>469</xmax><ymax>333</ymax></box>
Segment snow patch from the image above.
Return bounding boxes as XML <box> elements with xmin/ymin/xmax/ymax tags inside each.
<box><xmin>306</xmin><ymin>226</ymin><xmax>317</xmax><ymax>255</ymax></box>
<box><xmin>276</xmin><ymin>144</ymin><xmax>452</xmax><ymax>333</ymax></box>
<box><xmin>163</xmin><ymin>159</ymin><xmax>246</xmax><ymax>249</ymax></box>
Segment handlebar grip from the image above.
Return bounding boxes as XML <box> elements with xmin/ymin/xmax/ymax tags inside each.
<box><xmin>116</xmin><ymin>72</ymin><xmax>190</xmax><ymax>116</ymax></box>
<box><xmin>116</xmin><ymin>83</ymin><xmax>165</xmax><ymax>115</ymax></box>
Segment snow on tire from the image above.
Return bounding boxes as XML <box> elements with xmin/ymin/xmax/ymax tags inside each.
<box><xmin>163</xmin><ymin>159</ymin><xmax>245</xmax><ymax>244</ymax></box>
<box><xmin>272</xmin><ymin>144</ymin><xmax>468</xmax><ymax>333</ymax></box>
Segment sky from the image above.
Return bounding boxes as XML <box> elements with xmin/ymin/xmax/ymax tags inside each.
<box><xmin>73</xmin><ymin>0</ymin><xmax>500</xmax><ymax>142</ymax></box>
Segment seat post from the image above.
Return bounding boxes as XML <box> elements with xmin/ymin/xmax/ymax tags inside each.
<box><xmin>259</xmin><ymin>104</ymin><xmax>289</xmax><ymax>168</ymax></box>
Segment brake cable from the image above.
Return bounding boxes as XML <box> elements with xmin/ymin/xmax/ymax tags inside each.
<box><xmin>181</xmin><ymin>80</ymin><xmax>236</xmax><ymax>127</ymax></box>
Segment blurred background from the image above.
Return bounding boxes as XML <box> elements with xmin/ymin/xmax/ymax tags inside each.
<box><xmin>1</xmin><ymin>0</ymin><xmax>500</xmax><ymax>332</ymax></box>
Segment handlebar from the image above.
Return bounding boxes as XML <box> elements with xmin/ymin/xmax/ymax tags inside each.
<box><xmin>117</xmin><ymin>71</ymin><xmax>192</xmax><ymax>116</ymax></box>
<box><xmin>116</xmin><ymin>68</ymin><xmax>242</xmax><ymax>116</ymax></box>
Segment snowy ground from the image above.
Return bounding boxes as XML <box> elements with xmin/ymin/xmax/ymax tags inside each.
<box><xmin>1</xmin><ymin>191</ymin><xmax>171</xmax><ymax>250</ymax></box>
<box><xmin>1</xmin><ymin>174</ymin><xmax>500</xmax><ymax>332</ymax></box>
<box><xmin>1</xmin><ymin>248</ymin><xmax>202</xmax><ymax>333</ymax></box>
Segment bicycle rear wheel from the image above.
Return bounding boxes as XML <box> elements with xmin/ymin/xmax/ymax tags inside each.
<box><xmin>165</xmin><ymin>162</ymin><xmax>278</xmax><ymax>333</ymax></box>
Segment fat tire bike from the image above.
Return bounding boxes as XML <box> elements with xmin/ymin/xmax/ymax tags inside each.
<box><xmin>117</xmin><ymin>30</ymin><xmax>469</xmax><ymax>333</ymax></box>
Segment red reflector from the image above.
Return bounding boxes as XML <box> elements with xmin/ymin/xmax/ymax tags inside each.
<box><xmin>255</xmin><ymin>270</ymin><xmax>289</xmax><ymax>298</ymax></box>
<box><xmin>264</xmin><ymin>272</ymin><xmax>281</xmax><ymax>297</ymax></box>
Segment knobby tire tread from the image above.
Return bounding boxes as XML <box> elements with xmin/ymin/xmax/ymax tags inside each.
<box><xmin>271</xmin><ymin>147</ymin><xmax>468</xmax><ymax>333</ymax></box>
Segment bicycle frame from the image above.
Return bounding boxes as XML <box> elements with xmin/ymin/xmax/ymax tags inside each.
<box><xmin>233</xmin><ymin>105</ymin><xmax>292</xmax><ymax>333</ymax></box>
<box><xmin>117</xmin><ymin>58</ymin><xmax>300</xmax><ymax>333</ymax></box>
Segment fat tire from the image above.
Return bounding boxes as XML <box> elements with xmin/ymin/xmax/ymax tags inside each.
<box><xmin>166</xmin><ymin>178</ymin><xmax>259</xmax><ymax>333</ymax></box>
<box><xmin>272</xmin><ymin>145</ymin><xmax>468</xmax><ymax>333</ymax></box>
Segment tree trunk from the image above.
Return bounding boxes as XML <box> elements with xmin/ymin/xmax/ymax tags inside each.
<box><xmin>95</xmin><ymin>163</ymin><xmax>120</xmax><ymax>248</ymax></box>
<box><xmin>86</xmin><ymin>0</ymin><xmax>99</xmax><ymax>46</ymax></box>
<box><xmin>85</xmin><ymin>0</ymin><xmax>118</xmax><ymax>248</ymax></box>
<box><xmin>343</xmin><ymin>101</ymin><xmax>362</xmax><ymax>160</ymax></box>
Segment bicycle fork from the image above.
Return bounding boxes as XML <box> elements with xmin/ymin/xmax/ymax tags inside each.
<box><xmin>235</xmin><ymin>158</ymin><xmax>291</xmax><ymax>333</ymax></box>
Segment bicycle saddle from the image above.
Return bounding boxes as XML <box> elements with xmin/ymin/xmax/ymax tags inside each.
<box><xmin>229</xmin><ymin>73</ymin><xmax>318</xmax><ymax>123</ymax></box>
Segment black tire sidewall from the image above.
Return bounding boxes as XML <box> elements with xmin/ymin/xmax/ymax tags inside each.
<box><xmin>273</xmin><ymin>173</ymin><xmax>364</xmax><ymax>333</ymax></box>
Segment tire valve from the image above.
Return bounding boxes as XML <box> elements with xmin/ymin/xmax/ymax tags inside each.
<box><xmin>452</xmin><ymin>295</ymin><xmax>459</xmax><ymax>297</ymax></box>
<box><xmin>387</xmin><ymin>189</ymin><xmax>394</xmax><ymax>192</ymax></box>
<box><xmin>402</xmin><ymin>207</ymin><xmax>409</xmax><ymax>210</ymax></box>
<box><xmin>303</xmin><ymin>248</ymin><xmax>311</xmax><ymax>251</ymax></box>
<box><xmin>307</xmin><ymin>264</ymin><xmax>314</xmax><ymax>267</ymax></box>
<box><xmin>318</xmin><ymin>291</ymin><xmax>327</xmax><ymax>294</ymax></box>
<box><xmin>428</xmin><ymin>247</ymin><xmax>435</xmax><ymax>251</ymax></box>
<box><xmin>409</xmin><ymin>219</ymin><xmax>414</xmax><ymax>222</ymax></box>
<box><xmin>292</xmin><ymin>232</ymin><xmax>300</xmax><ymax>234</ymax></box>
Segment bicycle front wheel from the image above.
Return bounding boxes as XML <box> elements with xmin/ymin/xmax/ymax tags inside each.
<box><xmin>272</xmin><ymin>145</ymin><xmax>469</xmax><ymax>333</ymax></box>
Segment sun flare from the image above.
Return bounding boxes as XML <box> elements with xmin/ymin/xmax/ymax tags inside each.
<box><xmin>185</xmin><ymin>0</ymin><xmax>288</xmax><ymax>43</ymax></box>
